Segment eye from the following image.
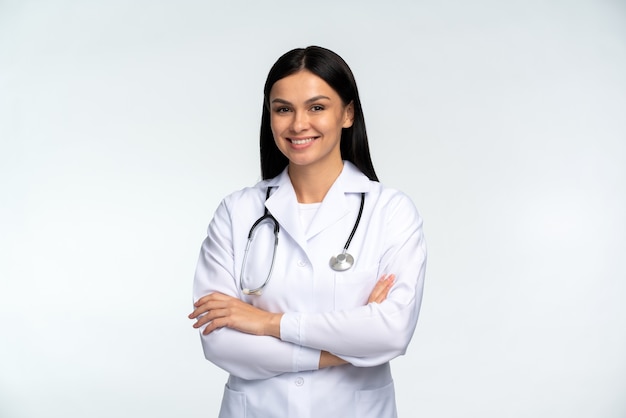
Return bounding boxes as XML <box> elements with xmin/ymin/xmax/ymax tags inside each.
<box><xmin>310</xmin><ymin>105</ymin><xmax>324</xmax><ymax>112</ymax></box>
<box><xmin>273</xmin><ymin>107</ymin><xmax>291</xmax><ymax>114</ymax></box>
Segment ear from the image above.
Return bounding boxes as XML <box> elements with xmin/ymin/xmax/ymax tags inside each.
<box><xmin>342</xmin><ymin>101</ymin><xmax>355</xmax><ymax>128</ymax></box>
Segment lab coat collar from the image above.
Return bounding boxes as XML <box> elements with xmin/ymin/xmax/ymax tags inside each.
<box><xmin>264</xmin><ymin>161</ymin><xmax>372</xmax><ymax>247</ymax></box>
<box><xmin>263</xmin><ymin>161</ymin><xmax>371</xmax><ymax>192</ymax></box>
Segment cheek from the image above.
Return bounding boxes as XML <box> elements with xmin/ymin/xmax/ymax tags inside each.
<box><xmin>270</xmin><ymin>120</ymin><xmax>285</xmax><ymax>149</ymax></box>
<box><xmin>270</xmin><ymin>116</ymin><xmax>285</xmax><ymax>137</ymax></box>
<box><xmin>320</xmin><ymin>115</ymin><xmax>346</xmax><ymax>135</ymax></box>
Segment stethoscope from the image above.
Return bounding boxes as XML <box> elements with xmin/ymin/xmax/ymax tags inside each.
<box><xmin>240</xmin><ymin>188</ymin><xmax>365</xmax><ymax>295</ymax></box>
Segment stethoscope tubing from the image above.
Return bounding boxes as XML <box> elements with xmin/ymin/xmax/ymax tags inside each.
<box><xmin>240</xmin><ymin>188</ymin><xmax>365</xmax><ymax>295</ymax></box>
<box><xmin>341</xmin><ymin>192</ymin><xmax>365</xmax><ymax>253</ymax></box>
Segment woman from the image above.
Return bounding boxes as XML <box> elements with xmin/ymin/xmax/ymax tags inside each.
<box><xmin>189</xmin><ymin>46</ymin><xmax>426</xmax><ymax>418</ymax></box>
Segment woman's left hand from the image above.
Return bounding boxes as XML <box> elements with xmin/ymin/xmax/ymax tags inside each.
<box><xmin>367</xmin><ymin>274</ymin><xmax>395</xmax><ymax>304</ymax></box>
<box><xmin>188</xmin><ymin>293</ymin><xmax>282</xmax><ymax>338</ymax></box>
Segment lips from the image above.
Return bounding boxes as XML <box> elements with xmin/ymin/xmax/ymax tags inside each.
<box><xmin>289</xmin><ymin>137</ymin><xmax>318</xmax><ymax>145</ymax></box>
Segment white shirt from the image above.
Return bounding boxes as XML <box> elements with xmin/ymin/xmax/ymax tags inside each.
<box><xmin>193</xmin><ymin>161</ymin><xmax>427</xmax><ymax>418</ymax></box>
<box><xmin>298</xmin><ymin>202</ymin><xmax>321</xmax><ymax>233</ymax></box>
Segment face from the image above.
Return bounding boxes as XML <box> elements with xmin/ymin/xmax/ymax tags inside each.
<box><xmin>269</xmin><ymin>70</ymin><xmax>354</xmax><ymax>173</ymax></box>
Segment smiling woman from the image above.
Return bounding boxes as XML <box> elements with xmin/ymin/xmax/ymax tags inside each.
<box><xmin>269</xmin><ymin>70</ymin><xmax>354</xmax><ymax>202</ymax></box>
<box><xmin>189</xmin><ymin>46</ymin><xmax>427</xmax><ymax>418</ymax></box>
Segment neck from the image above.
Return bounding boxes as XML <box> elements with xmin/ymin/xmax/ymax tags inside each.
<box><xmin>288</xmin><ymin>160</ymin><xmax>344</xmax><ymax>203</ymax></box>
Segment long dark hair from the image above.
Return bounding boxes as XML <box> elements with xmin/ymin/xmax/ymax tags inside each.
<box><xmin>260</xmin><ymin>46</ymin><xmax>378</xmax><ymax>181</ymax></box>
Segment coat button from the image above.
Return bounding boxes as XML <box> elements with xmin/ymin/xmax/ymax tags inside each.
<box><xmin>294</xmin><ymin>377</ymin><xmax>304</xmax><ymax>386</ymax></box>
<box><xmin>297</xmin><ymin>260</ymin><xmax>306</xmax><ymax>267</ymax></box>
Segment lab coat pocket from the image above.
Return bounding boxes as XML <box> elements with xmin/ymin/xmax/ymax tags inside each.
<box><xmin>334</xmin><ymin>266</ymin><xmax>379</xmax><ymax>310</ymax></box>
<box><xmin>355</xmin><ymin>380</ymin><xmax>397</xmax><ymax>418</ymax></box>
<box><xmin>218</xmin><ymin>384</ymin><xmax>247</xmax><ymax>418</ymax></box>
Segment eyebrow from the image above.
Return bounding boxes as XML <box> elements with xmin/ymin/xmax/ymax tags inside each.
<box><xmin>271</xmin><ymin>95</ymin><xmax>331</xmax><ymax>105</ymax></box>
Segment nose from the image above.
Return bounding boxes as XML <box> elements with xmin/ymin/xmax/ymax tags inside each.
<box><xmin>291</xmin><ymin>110</ymin><xmax>309</xmax><ymax>133</ymax></box>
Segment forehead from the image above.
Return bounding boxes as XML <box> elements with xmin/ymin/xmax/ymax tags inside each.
<box><xmin>269</xmin><ymin>70</ymin><xmax>339</xmax><ymax>100</ymax></box>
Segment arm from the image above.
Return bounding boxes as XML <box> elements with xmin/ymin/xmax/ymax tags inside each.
<box><xmin>191</xmin><ymin>198</ymin><xmax>321</xmax><ymax>380</ymax></box>
<box><xmin>191</xmin><ymin>273</ymin><xmax>396</xmax><ymax>368</ymax></box>
<box><xmin>316</xmin><ymin>274</ymin><xmax>395</xmax><ymax>368</ymax></box>
<box><xmin>280</xmin><ymin>192</ymin><xmax>426</xmax><ymax>366</ymax></box>
<box><xmin>191</xmin><ymin>193</ymin><xmax>411</xmax><ymax>373</ymax></box>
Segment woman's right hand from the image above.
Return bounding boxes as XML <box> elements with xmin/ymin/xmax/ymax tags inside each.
<box><xmin>367</xmin><ymin>274</ymin><xmax>395</xmax><ymax>304</ymax></box>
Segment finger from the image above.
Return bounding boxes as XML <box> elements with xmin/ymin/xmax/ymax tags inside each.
<box><xmin>193</xmin><ymin>295</ymin><xmax>211</xmax><ymax>307</ymax></box>
<box><xmin>190</xmin><ymin>293</ymin><xmax>233</xmax><ymax>318</ymax></box>
<box><xmin>378</xmin><ymin>274</ymin><xmax>395</xmax><ymax>302</ymax></box>
<box><xmin>375</xmin><ymin>273</ymin><xmax>392</xmax><ymax>292</ymax></box>
<box><xmin>189</xmin><ymin>298</ymin><xmax>225</xmax><ymax>320</ymax></box>
<box><xmin>367</xmin><ymin>275</ymin><xmax>389</xmax><ymax>304</ymax></box>
<box><xmin>192</xmin><ymin>309</ymin><xmax>216</xmax><ymax>329</ymax></box>
<box><xmin>193</xmin><ymin>292</ymin><xmax>228</xmax><ymax>307</ymax></box>
<box><xmin>201</xmin><ymin>318</ymin><xmax>219</xmax><ymax>335</ymax></box>
<box><xmin>188</xmin><ymin>302</ymin><xmax>213</xmax><ymax>319</ymax></box>
<box><xmin>368</xmin><ymin>275</ymin><xmax>387</xmax><ymax>303</ymax></box>
<box><xmin>202</xmin><ymin>315</ymin><xmax>230</xmax><ymax>335</ymax></box>
<box><xmin>193</xmin><ymin>306</ymin><xmax>231</xmax><ymax>329</ymax></box>
<box><xmin>367</xmin><ymin>282</ymin><xmax>384</xmax><ymax>303</ymax></box>
<box><xmin>369</xmin><ymin>274</ymin><xmax>395</xmax><ymax>304</ymax></box>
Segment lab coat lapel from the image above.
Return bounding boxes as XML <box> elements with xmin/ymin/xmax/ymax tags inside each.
<box><xmin>306</xmin><ymin>162</ymin><xmax>371</xmax><ymax>239</ymax></box>
<box><xmin>264</xmin><ymin>171</ymin><xmax>307</xmax><ymax>250</ymax></box>
<box><xmin>263</xmin><ymin>162</ymin><xmax>371</xmax><ymax>248</ymax></box>
<box><xmin>305</xmin><ymin>183</ymin><xmax>348</xmax><ymax>240</ymax></box>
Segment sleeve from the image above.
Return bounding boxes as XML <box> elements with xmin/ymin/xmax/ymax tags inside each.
<box><xmin>279</xmin><ymin>191</ymin><xmax>427</xmax><ymax>367</ymax></box>
<box><xmin>193</xmin><ymin>198</ymin><xmax>321</xmax><ymax>380</ymax></box>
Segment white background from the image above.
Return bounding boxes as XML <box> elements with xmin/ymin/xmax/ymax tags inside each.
<box><xmin>1</xmin><ymin>1</ymin><xmax>625</xmax><ymax>417</ymax></box>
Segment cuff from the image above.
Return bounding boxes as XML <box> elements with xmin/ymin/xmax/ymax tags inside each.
<box><xmin>280</xmin><ymin>311</ymin><xmax>302</xmax><ymax>345</ymax></box>
<box><xmin>281</xmin><ymin>312</ymin><xmax>319</xmax><ymax>371</ymax></box>
<box><xmin>294</xmin><ymin>345</ymin><xmax>321</xmax><ymax>372</ymax></box>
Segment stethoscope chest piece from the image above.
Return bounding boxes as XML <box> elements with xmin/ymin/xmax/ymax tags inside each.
<box><xmin>330</xmin><ymin>252</ymin><xmax>354</xmax><ymax>271</ymax></box>
<box><xmin>241</xmin><ymin>190</ymin><xmax>366</xmax><ymax>294</ymax></box>
<box><xmin>328</xmin><ymin>192</ymin><xmax>365</xmax><ymax>272</ymax></box>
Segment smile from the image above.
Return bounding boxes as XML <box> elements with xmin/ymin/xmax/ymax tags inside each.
<box><xmin>289</xmin><ymin>137</ymin><xmax>318</xmax><ymax>145</ymax></box>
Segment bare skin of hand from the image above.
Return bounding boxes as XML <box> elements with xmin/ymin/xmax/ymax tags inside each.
<box><xmin>368</xmin><ymin>274</ymin><xmax>395</xmax><ymax>304</ymax></box>
<box><xmin>188</xmin><ymin>292</ymin><xmax>283</xmax><ymax>337</ymax></box>
<box><xmin>188</xmin><ymin>273</ymin><xmax>396</xmax><ymax>368</ymax></box>
<box><xmin>319</xmin><ymin>350</ymin><xmax>348</xmax><ymax>368</ymax></box>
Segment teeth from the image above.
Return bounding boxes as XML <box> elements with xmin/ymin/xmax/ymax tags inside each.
<box><xmin>291</xmin><ymin>137</ymin><xmax>315</xmax><ymax>145</ymax></box>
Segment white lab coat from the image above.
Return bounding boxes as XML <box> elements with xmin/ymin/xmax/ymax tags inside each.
<box><xmin>193</xmin><ymin>161</ymin><xmax>427</xmax><ymax>418</ymax></box>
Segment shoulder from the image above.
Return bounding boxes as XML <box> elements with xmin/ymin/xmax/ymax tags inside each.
<box><xmin>221</xmin><ymin>167</ymin><xmax>290</xmax><ymax>207</ymax></box>
<box><xmin>214</xmin><ymin>180</ymin><xmax>270</xmax><ymax>216</ymax></box>
<box><xmin>369</xmin><ymin>181</ymin><xmax>417</xmax><ymax>207</ymax></box>
<box><xmin>341</xmin><ymin>161</ymin><xmax>423</xmax><ymax>222</ymax></box>
<box><xmin>369</xmin><ymin>182</ymin><xmax>423</xmax><ymax>226</ymax></box>
<box><xmin>207</xmin><ymin>180</ymin><xmax>270</xmax><ymax>234</ymax></box>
